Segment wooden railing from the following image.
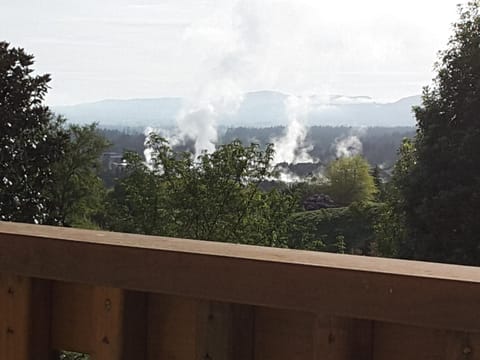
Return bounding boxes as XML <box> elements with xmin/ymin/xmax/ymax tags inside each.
<box><xmin>0</xmin><ymin>221</ymin><xmax>479</xmax><ymax>359</ymax></box>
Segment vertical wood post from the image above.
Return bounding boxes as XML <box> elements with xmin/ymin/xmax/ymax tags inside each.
<box><xmin>51</xmin><ymin>282</ymin><xmax>126</xmax><ymax>359</ymax></box>
<box><xmin>147</xmin><ymin>294</ymin><xmax>198</xmax><ymax>360</ymax></box>
<box><xmin>232</xmin><ymin>304</ymin><xmax>255</xmax><ymax>360</ymax></box>
<box><xmin>195</xmin><ymin>301</ymin><xmax>254</xmax><ymax>360</ymax></box>
<box><xmin>314</xmin><ymin>316</ymin><xmax>373</xmax><ymax>360</ymax></box>
<box><xmin>147</xmin><ymin>295</ymin><xmax>254</xmax><ymax>360</ymax></box>
<box><xmin>30</xmin><ymin>278</ymin><xmax>53</xmax><ymax>359</ymax></box>
<box><xmin>91</xmin><ymin>286</ymin><xmax>125</xmax><ymax>359</ymax></box>
<box><xmin>254</xmin><ymin>307</ymin><xmax>315</xmax><ymax>360</ymax></box>
<box><xmin>0</xmin><ymin>274</ymin><xmax>31</xmax><ymax>360</ymax></box>
<box><xmin>121</xmin><ymin>290</ymin><xmax>148</xmax><ymax>360</ymax></box>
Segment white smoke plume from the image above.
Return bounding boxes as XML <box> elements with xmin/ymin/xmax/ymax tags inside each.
<box><xmin>334</xmin><ymin>136</ymin><xmax>363</xmax><ymax>158</ymax></box>
<box><xmin>334</xmin><ymin>127</ymin><xmax>366</xmax><ymax>158</ymax></box>
<box><xmin>273</xmin><ymin>95</ymin><xmax>314</xmax><ymax>165</ymax></box>
<box><xmin>143</xmin><ymin>126</ymin><xmax>185</xmax><ymax>167</ymax></box>
<box><xmin>147</xmin><ymin>0</ymin><xmax>374</xmax><ymax>161</ymax></box>
<box><xmin>274</xmin><ymin>165</ymin><xmax>302</xmax><ymax>183</ymax></box>
<box><xmin>166</xmin><ymin>0</ymin><xmax>261</xmax><ymax>159</ymax></box>
<box><xmin>145</xmin><ymin>0</ymin><xmax>328</xmax><ymax>160</ymax></box>
<box><xmin>175</xmin><ymin>80</ymin><xmax>245</xmax><ymax>159</ymax></box>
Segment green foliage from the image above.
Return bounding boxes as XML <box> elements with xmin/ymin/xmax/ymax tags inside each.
<box><xmin>283</xmin><ymin>181</ymin><xmax>330</xmax><ymax>209</ymax></box>
<box><xmin>106</xmin><ymin>137</ymin><xmax>297</xmax><ymax>246</ymax></box>
<box><xmin>370</xmin><ymin>164</ymin><xmax>385</xmax><ymax>202</ymax></box>
<box><xmin>56</xmin><ymin>351</ymin><xmax>89</xmax><ymax>360</ymax></box>
<box><xmin>0</xmin><ymin>42</ymin><xmax>69</xmax><ymax>223</ymax></box>
<box><xmin>374</xmin><ymin>139</ymin><xmax>414</xmax><ymax>258</ymax></box>
<box><xmin>391</xmin><ymin>2</ymin><xmax>480</xmax><ymax>265</ymax></box>
<box><xmin>0</xmin><ymin>42</ymin><xmax>110</xmax><ymax>227</ymax></box>
<box><xmin>335</xmin><ymin>234</ymin><xmax>346</xmax><ymax>254</ymax></box>
<box><xmin>288</xmin><ymin>202</ymin><xmax>383</xmax><ymax>254</ymax></box>
<box><xmin>47</xmin><ymin>124</ymin><xmax>110</xmax><ymax>227</ymax></box>
<box><xmin>325</xmin><ymin>156</ymin><xmax>377</xmax><ymax>205</ymax></box>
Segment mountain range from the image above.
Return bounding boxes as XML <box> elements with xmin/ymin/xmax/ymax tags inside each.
<box><xmin>53</xmin><ymin>91</ymin><xmax>421</xmax><ymax>129</ymax></box>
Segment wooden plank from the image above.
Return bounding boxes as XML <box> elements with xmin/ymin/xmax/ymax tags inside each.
<box><xmin>373</xmin><ymin>322</ymin><xmax>447</xmax><ymax>360</ymax></box>
<box><xmin>196</xmin><ymin>300</ymin><xmax>233</xmax><ymax>360</ymax></box>
<box><xmin>51</xmin><ymin>282</ymin><xmax>125</xmax><ymax>359</ymax></box>
<box><xmin>445</xmin><ymin>331</ymin><xmax>480</xmax><ymax>360</ymax></box>
<box><xmin>29</xmin><ymin>278</ymin><xmax>53</xmax><ymax>359</ymax></box>
<box><xmin>1</xmin><ymin>222</ymin><xmax>480</xmax><ymax>331</ymax></box>
<box><xmin>3</xmin><ymin>221</ymin><xmax>480</xmax><ymax>283</ymax></box>
<box><xmin>147</xmin><ymin>295</ymin><xmax>254</xmax><ymax>360</ymax></box>
<box><xmin>121</xmin><ymin>291</ymin><xmax>148</xmax><ymax>360</ymax></box>
<box><xmin>350</xmin><ymin>319</ymin><xmax>374</xmax><ymax>360</ymax></box>
<box><xmin>314</xmin><ymin>316</ymin><xmax>352</xmax><ymax>360</ymax></box>
<box><xmin>51</xmin><ymin>282</ymin><xmax>94</xmax><ymax>352</ymax></box>
<box><xmin>372</xmin><ymin>322</ymin><xmax>480</xmax><ymax>359</ymax></box>
<box><xmin>195</xmin><ymin>301</ymin><xmax>254</xmax><ymax>360</ymax></box>
<box><xmin>196</xmin><ymin>301</ymin><xmax>255</xmax><ymax>360</ymax></box>
<box><xmin>147</xmin><ymin>294</ymin><xmax>198</xmax><ymax>360</ymax></box>
<box><xmin>91</xmin><ymin>286</ymin><xmax>124</xmax><ymax>360</ymax></box>
<box><xmin>255</xmin><ymin>307</ymin><xmax>315</xmax><ymax>360</ymax></box>
<box><xmin>231</xmin><ymin>304</ymin><xmax>255</xmax><ymax>360</ymax></box>
<box><xmin>0</xmin><ymin>274</ymin><xmax>31</xmax><ymax>360</ymax></box>
<box><xmin>313</xmin><ymin>316</ymin><xmax>373</xmax><ymax>360</ymax></box>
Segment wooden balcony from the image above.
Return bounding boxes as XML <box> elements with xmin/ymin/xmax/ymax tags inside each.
<box><xmin>0</xmin><ymin>221</ymin><xmax>479</xmax><ymax>359</ymax></box>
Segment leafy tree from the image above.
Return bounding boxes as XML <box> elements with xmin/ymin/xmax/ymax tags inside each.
<box><xmin>106</xmin><ymin>137</ymin><xmax>297</xmax><ymax>246</ymax></box>
<box><xmin>325</xmin><ymin>156</ymin><xmax>376</xmax><ymax>205</ymax></box>
<box><xmin>0</xmin><ymin>42</ymin><xmax>68</xmax><ymax>223</ymax></box>
<box><xmin>373</xmin><ymin>139</ymin><xmax>414</xmax><ymax>258</ymax></box>
<box><xmin>392</xmin><ymin>2</ymin><xmax>480</xmax><ymax>265</ymax></box>
<box><xmin>0</xmin><ymin>42</ymin><xmax>110</xmax><ymax>227</ymax></box>
<box><xmin>47</xmin><ymin>124</ymin><xmax>110</xmax><ymax>227</ymax></box>
<box><xmin>288</xmin><ymin>202</ymin><xmax>383</xmax><ymax>254</ymax></box>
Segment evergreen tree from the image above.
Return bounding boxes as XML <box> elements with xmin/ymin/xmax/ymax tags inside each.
<box><xmin>0</xmin><ymin>42</ymin><xmax>68</xmax><ymax>223</ymax></box>
<box><xmin>394</xmin><ymin>2</ymin><xmax>480</xmax><ymax>264</ymax></box>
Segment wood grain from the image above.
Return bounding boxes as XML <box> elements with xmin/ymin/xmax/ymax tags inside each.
<box><xmin>147</xmin><ymin>294</ymin><xmax>198</xmax><ymax>360</ymax></box>
<box><xmin>51</xmin><ymin>282</ymin><xmax>125</xmax><ymax>359</ymax></box>
<box><xmin>0</xmin><ymin>274</ymin><xmax>31</xmax><ymax>360</ymax></box>
<box><xmin>254</xmin><ymin>307</ymin><xmax>314</xmax><ymax>360</ymax></box>
<box><xmin>1</xmin><ymin>222</ymin><xmax>480</xmax><ymax>332</ymax></box>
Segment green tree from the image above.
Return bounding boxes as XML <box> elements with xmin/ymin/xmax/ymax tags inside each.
<box><xmin>392</xmin><ymin>2</ymin><xmax>480</xmax><ymax>265</ymax></box>
<box><xmin>0</xmin><ymin>42</ymin><xmax>68</xmax><ymax>223</ymax></box>
<box><xmin>373</xmin><ymin>139</ymin><xmax>415</xmax><ymax>258</ymax></box>
<box><xmin>370</xmin><ymin>164</ymin><xmax>386</xmax><ymax>202</ymax></box>
<box><xmin>106</xmin><ymin>137</ymin><xmax>297</xmax><ymax>246</ymax></box>
<box><xmin>325</xmin><ymin>156</ymin><xmax>377</xmax><ymax>205</ymax></box>
<box><xmin>47</xmin><ymin>124</ymin><xmax>110</xmax><ymax>227</ymax></box>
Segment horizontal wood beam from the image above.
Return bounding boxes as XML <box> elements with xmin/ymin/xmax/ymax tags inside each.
<box><xmin>1</xmin><ymin>222</ymin><xmax>480</xmax><ymax>332</ymax></box>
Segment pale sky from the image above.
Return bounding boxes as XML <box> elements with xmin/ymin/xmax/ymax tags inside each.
<box><xmin>0</xmin><ymin>0</ymin><xmax>463</xmax><ymax>105</ymax></box>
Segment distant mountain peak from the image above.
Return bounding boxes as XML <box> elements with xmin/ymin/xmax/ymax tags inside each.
<box><xmin>52</xmin><ymin>92</ymin><xmax>420</xmax><ymax>129</ymax></box>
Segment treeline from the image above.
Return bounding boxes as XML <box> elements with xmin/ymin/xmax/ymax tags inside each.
<box><xmin>223</xmin><ymin>126</ymin><xmax>414</xmax><ymax>167</ymax></box>
<box><xmin>98</xmin><ymin>125</ymin><xmax>414</xmax><ymax>171</ymax></box>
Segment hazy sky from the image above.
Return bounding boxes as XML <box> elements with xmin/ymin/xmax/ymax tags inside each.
<box><xmin>1</xmin><ymin>0</ymin><xmax>463</xmax><ymax>105</ymax></box>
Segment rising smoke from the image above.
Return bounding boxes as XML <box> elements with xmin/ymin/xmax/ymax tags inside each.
<box><xmin>334</xmin><ymin>136</ymin><xmax>363</xmax><ymax>158</ymax></box>
<box><xmin>272</xmin><ymin>95</ymin><xmax>315</xmax><ymax>165</ymax></box>
<box><xmin>143</xmin><ymin>0</ymin><xmax>367</xmax><ymax>182</ymax></box>
<box><xmin>147</xmin><ymin>1</ymin><xmax>256</xmax><ymax>159</ymax></box>
<box><xmin>333</xmin><ymin>127</ymin><xmax>366</xmax><ymax>158</ymax></box>
<box><xmin>145</xmin><ymin>0</ymin><xmax>321</xmax><ymax>162</ymax></box>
